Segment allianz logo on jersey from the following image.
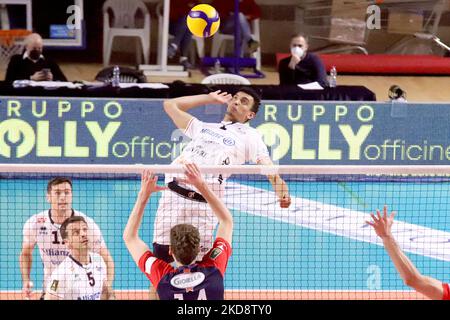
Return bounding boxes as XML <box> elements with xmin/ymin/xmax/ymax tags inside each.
<box><xmin>200</xmin><ymin>128</ymin><xmax>235</xmax><ymax>146</ymax></box>
<box><xmin>44</xmin><ymin>248</ymin><xmax>69</xmax><ymax>257</ymax></box>
<box><xmin>170</xmin><ymin>272</ymin><xmax>205</xmax><ymax>289</ymax></box>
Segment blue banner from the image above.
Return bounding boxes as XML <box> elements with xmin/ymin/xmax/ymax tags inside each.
<box><xmin>0</xmin><ymin>97</ymin><xmax>448</xmax><ymax>164</ymax></box>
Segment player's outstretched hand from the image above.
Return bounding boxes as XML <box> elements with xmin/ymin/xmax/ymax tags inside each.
<box><xmin>139</xmin><ymin>169</ymin><xmax>167</xmax><ymax>200</ymax></box>
<box><xmin>279</xmin><ymin>194</ymin><xmax>292</xmax><ymax>208</ymax></box>
<box><xmin>366</xmin><ymin>205</ymin><xmax>396</xmax><ymax>239</ymax></box>
<box><xmin>209</xmin><ymin>90</ymin><xmax>232</xmax><ymax>105</ymax></box>
<box><xmin>182</xmin><ymin>163</ymin><xmax>205</xmax><ymax>188</ymax></box>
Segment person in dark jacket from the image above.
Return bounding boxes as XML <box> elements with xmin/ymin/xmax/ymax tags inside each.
<box><xmin>278</xmin><ymin>34</ymin><xmax>327</xmax><ymax>87</ymax></box>
<box><xmin>5</xmin><ymin>33</ymin><xmax>67</xmax><ymax>82</ymax></box>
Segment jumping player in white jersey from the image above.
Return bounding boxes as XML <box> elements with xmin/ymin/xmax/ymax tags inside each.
<box><xmin>19</xmin><ymin>177</ymin><xmax>115</xmax><ymax>300</ymax></box>
<box><xmin>45</xmin><ymin>216</ymin><xmax>112</xmax><ymax>300</ymax></box>
<box><xmin>153</xmin><ymin>87</ymin><xmax>292</xmax><ymax>263</ymax></box>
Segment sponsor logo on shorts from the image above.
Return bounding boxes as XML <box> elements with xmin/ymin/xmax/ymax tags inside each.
<box><xmin>78</xmin><ymin>292</ymin><xmax>101</xmax><ymax>300</ymax></box>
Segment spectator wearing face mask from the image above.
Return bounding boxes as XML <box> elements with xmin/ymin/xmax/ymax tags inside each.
<box><xmin>278</xmin><ymin>33</ymin><xmax>327</xmax><ymax>87</ymax></box>
<box><xmin>5</xmin><ymin>33</ymin><xmax>67</xmax><ymax>83</ymax></box>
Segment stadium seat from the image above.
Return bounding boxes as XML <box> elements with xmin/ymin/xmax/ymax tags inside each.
<box><xmin>201</xmin><ymin>73</ymin><xmax>251</xmax><ymax>85</ymax></box>
<box><xmin>102</xmin><ymin>0</ymin><xmax>151</xmax><ymax>66</ymax></box>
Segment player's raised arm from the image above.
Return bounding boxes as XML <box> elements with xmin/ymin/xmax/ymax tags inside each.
<box><xmin>257</xmin><ymin>157</ymin><xmax>291</xmax><ymax>208</ymax></box>
<box><xmin>183</xmin><ymin>163</ymin><xmax>233</xmax><ymax>245</ymax></box>
<box><xmin>366</xmin><ymin>205</ymin><xmax>444</xmax><ymax>300</ymax></box>
<box><xmin>123</xmin><ymin>170</ymin><xmax>167</xmax><ymax>266</ymax></box>
<box><xmin>163</xmin><ymin>90</ymin><xmax>232</xmax><ymax>130</ymax></box>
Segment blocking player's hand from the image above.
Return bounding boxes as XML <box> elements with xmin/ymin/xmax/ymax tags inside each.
<box><xmin>279</xmin><ymin>194</ymin><xmax>291</xmax><ymax>208</ymax></box>
<box><xmin>22</xmin><ymin>280</ymin><xmax>33</xmax><ymax>299</ymax></box>
<box><xmin>208</xmin><ymin>90</ymin><xmax>232</xmax><ymax>105</ymax></box>
<box><xmin>366</xmin><ymin>205</ymin><xmax>396</xmax><ymax>239</ymax></box>
<box><xmin>182</xmin><ymin>163</ymin><xmax>205</xmax><ymax>188</ymax></box>
<box><xmin>139</xmin><ymin>169</ymin><xmax>166</xmax><ymax>199</ymax></box>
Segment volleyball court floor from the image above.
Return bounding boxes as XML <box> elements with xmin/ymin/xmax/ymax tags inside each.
<box><xmin>1</xmin><ymin>177</ymin><xmax>449</xmax><ymax>300</ymax></box>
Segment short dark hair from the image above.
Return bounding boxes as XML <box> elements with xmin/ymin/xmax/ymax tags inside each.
<box><xmin>170</xmin><ymin>224</ymin><xmax>200</xmax><ymax>265</ymax></box>
<box><xmin>60</xmin><ymin>216</ymin><xmax>87</xmax><ymax>240</ymax></box>
<box><xmin>236</xmin><ymin>86</ymin><xmax>261</xmax><ymax>114</ymax></box>
<box><xmin>291</xmin><ymin>33</ymin><xmax>309</xmax><ymax>44</ymax></box>
<box><xmin>47</xmin><ymin>177</ymin><xmax>72</xmax><ymax>193</ymax></box>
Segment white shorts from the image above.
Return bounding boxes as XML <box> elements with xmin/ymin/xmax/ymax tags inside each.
<box><xmin>153</xmin><ymin>189</ymin><xmax>218</xmax><ymax>257</ymax></box>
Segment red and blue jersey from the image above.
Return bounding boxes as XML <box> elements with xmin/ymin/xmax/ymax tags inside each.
<box><xmin>138</xmin><ymin>238</ymin><xmax>231</xmax><ymax>300</ymax></box>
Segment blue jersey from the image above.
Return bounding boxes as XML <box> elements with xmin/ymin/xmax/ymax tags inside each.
<box><xmin>139</xmin><ymin>238</ymin><xmax>231</xmax><ymax>300</ymax></box>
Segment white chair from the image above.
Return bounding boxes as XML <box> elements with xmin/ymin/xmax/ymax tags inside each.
<box><xmin>211</xmin><ymin>19</ymin><xmax>261</xmax><ymax>70</ymax></box>
<box><xmin>103</xmin><ymin>0</ymin><xmax>151</xmax><ymax>66</ymax></box>
<box><xmin>155</xmin><ymin>1</ymin><xmax>204</xmax><ymax>65</ymax></box>
<box><xmin>201</xmin><ymin>73</ymin><xmax>251</xmax><ymax>85</ymax></box>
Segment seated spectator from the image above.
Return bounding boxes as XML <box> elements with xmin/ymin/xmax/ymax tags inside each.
<box><xmin>278</xmin><ymin>34</ymin><xmax>327</xmax><ymax>87</ymax></box>
<box><xmin>212</xmin><ymin>0</ymin><xmax>260</xmax><ymax>57</ymax></box>
<box><xmin>5</xmin><ymin>33</ymin><xmax>67</xmax><ymax>83</ymax></box>
<box><xmin>167</xmin><ymin>0</ymin><xmax>199</xmax><ymax>70</ymax></box>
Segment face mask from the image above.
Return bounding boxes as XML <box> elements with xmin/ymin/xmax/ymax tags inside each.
<box><xmin>29</xmin><ymin>49</ymin><xmax>41</xmax><ymax>60</ymax></box>
<box><xmin>291</xmin><ymin>46</ymin><xmax>304</xmax><ymax>58</ymax></box>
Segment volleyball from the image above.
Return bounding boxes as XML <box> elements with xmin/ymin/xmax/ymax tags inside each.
<box><xmin>186</xmin><ymin>4</ymin><xmax>220</xmax><ymax>38</ymax></box>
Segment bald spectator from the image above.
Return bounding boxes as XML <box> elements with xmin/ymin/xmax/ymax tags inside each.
<box><xmin>5</xmin><ymin>33</ymin><xmax>67</xmax><ymax>82</ymax></box>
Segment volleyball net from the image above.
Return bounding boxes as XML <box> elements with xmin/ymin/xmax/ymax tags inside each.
<box><xmin>1</xmin><ymin>164</ymin><xmax>450</xmax><ymax>300</ymax></box>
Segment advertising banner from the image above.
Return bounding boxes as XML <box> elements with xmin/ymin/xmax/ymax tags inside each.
<box><xmin>0</xmin><ymin>97</ymin><xmax>448</xmax><ymax>164</ymax></box>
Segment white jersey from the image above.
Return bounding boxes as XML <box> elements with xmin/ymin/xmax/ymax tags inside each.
<box><xmin>153</xmin><ymin>118</ymin><xmax>270</xmax><ymax>248</ymax></box>
<box><xmin>45</xmin><ymin>252</ymin><xmax>107</xmax><ymax>300</ymax></box>
<box><xmin>170</xmin><ymin>118</ymin><xmax>270</xmax><ymax>194</ymax></box>
<box><xmin>22</xmin><ymin>209</ymin><xmax>106</xmax><ymax>289</ymax></box>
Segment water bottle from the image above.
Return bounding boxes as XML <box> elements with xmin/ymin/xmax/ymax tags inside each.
<box><xmin>214</xmin><ymin>59</ymin><xmax>221</xmax><ymax>74</ymax></box>
<box><xmin>112</xmin><ymin>65</ymin><xmax>120</xmax><ymax>87</ymax></box>
<box><xmin>329</xmin><ymin>66</ymin><xmax>337</xmax><ymax>88</ymax></box>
